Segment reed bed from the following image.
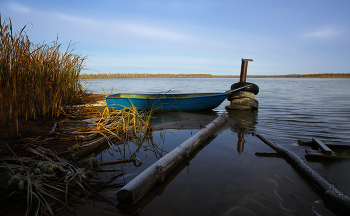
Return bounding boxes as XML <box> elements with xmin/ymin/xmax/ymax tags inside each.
<box><xmin>0</xmin><ymin>17</ymin><xmax>87</xmax><ymax>137</ymax></box>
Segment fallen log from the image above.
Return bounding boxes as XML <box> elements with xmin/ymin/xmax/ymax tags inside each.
<box><xmin>254</xmin><ymin>133</ymin><xmax>350</xmax><ymax>214</ymax></box>
<box><xmin>117</xmin><ymin>112</ymin><xmax>228</xmax><ymax>205</ymax></box>
<box><xmin>71</xmin><ymin>135</ymin><xmax>114</xmax><ymax>161</ymax></box>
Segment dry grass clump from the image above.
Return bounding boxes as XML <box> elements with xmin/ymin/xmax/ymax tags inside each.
<box><xmin>0</xmin><ymin>16</ymin><xmax>87</xmax><ymax>137</ymax></box>
<box><xmin>84</xmin><ymin>105</ymin><xmax>153</xmax><ymax>141</ymax></box>
<box><xmin>61</xmin><ymin>104</ymin><xmax>154</xmax><ymax>154</ymax></box>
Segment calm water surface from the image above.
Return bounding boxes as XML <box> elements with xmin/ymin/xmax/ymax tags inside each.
<box><xmin>83</xmin><ymin>78</ymin><xmax>350</xmax><ymax>216</ymax></box>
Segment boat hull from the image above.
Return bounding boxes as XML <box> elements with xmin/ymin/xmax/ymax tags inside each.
<box><xmin>106</xmin><ymin>93</ymin><xmax>229</xmax><ymax>111</ymax></box>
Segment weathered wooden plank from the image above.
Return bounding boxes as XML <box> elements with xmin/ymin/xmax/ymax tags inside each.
<box><xmin>299</xmin><ymin>139</ymin><xmax>350</xmax><ymax>148</ymax></box>
<box><xmin>297</xmin><ymin>139</ymin><xmax>314</xmax><ymax>145</ymax></box>
<box><xmin>312</xmin><ymin>138</ymin><xmax>332</xmax><ymax>155</ymax></box>
<box><xmin>305</xmin><ymin>150</ymin><xmax>350</xmax><ymax>159</ymax></box>
<box><xmin>322</xmin><ymin>143</ymin><xmax>350</xmax><ymax>148</ymax></box>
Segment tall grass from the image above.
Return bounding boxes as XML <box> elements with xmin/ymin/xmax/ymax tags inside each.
<box><xmin>0</xmin><ymin>17</ymin><xmax>87</xmax><ymax>136</ymax></box>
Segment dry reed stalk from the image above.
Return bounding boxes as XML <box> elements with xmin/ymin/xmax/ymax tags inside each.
<box><xmin>0</xmin><ymin>16</ymin><xmax>87</xmax><ymax>137</ymax></box>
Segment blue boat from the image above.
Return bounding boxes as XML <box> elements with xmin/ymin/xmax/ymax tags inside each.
<box><xmin>105</xmin><ymin>85</ymin><xmax>251</xmax><ymax>111</ymax></box>
<box><xmin>106</xmin><ymin>92</ymin><xmax>230</xmax><ymax>111</ymax></box>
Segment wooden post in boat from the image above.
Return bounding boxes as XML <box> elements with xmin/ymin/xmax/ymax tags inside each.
<box><xmin>117</xmin><ymin>113</ymin><xmax>228</xmax><ymax>205</ymax></box>
<box><xmin>240</xmin><ymin>59</ymin><xmax>253</xmax><ymax>83</ymax></box>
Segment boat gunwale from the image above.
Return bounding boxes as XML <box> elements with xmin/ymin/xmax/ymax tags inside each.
<box><xmin>106</xmin><ymin>92</ymin><xmax>229</xmax><ymax>100</ymax></box>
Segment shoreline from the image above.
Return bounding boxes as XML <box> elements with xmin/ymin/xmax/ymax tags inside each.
<box><xmin>81</xmin><ymin>76</ymin><xmax>350</xmax><ymax>79</ymax></box>
<box><xmin>80</xmin><ymin>75</ymin><xmax>350</xmax><ymax>79</ymax></box>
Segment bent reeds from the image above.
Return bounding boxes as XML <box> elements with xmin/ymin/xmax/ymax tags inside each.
<box><xmin>67</xmin><ymin>105</ymin><xmax>154</xmax><ymax>145</ymax></box>
<box><xmin>0</xmin><ymin>16</ymin><xmax>87</xmax><ymax>136</ymax></box>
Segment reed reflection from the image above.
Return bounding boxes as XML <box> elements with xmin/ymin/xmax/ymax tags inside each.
<box><xmin>227</xmin><ymin>109</ymin><xmax>258</xmax><ymax>153</ymax></box>
<box><xmin>97</xmin><ymin>130</ymin><xmax>167</xmax><ymax>166</ymax></box>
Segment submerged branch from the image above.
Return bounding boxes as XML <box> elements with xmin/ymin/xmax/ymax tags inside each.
<box><xmin>253</xmin><ymin>133</ymin><xmax>350</xmax><ymax>214</ymax></box>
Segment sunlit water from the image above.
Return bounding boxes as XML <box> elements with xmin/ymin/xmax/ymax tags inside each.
<box><xmin>83</xmin><ymin>78</ymin><xmax>350</xmax><ymax>216</ymax></box>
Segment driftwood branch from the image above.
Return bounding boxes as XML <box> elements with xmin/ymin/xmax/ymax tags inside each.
<box><xmin>254</xmin><ymin>133</ymin><xmax>350</xmax><ymax>214</ymax></box>
<box><xmin>117</xmin><ymin>113</ymin><xmax>228</xmax><ymax>205</ymax></box>
<box><xmin>70</xmin><ymin>135</ymin><xmax>115</xmax><ymax>161</ymax></box>
<box><xmin>101</xmin><ymin>158</ymin><xmax>142</xmax><ymax>167</ymax></box>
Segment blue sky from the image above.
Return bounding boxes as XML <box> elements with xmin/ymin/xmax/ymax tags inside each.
<box><xmin>1</xmin><ymin>0</ymin><xmax>349</xmax><ymax>75</ymax></box>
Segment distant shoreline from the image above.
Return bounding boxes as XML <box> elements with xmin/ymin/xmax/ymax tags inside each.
<box><xmin>80</xmin><ymin>73</ymin><xmax>350</xmax><ymax>79</ymax></box>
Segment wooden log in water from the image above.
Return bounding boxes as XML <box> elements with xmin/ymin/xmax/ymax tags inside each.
<box><xmin>117</xmin><ymin>113</ymin><xmax>228</xmax><ymax>205</ymax></box>
<box><xmin>312</xmin><ymin>138</ymin><xmax>332</xmax><ymax>155</ymax></box>
<box><xmin>254</xmin><ymin>133</ymin><xmax>350</xmax><ymax>214</ymax></box>
<box><xmin>117</xmin><ymin>134</ymin><xmax>218</xmax><ymax>215</ymax></box>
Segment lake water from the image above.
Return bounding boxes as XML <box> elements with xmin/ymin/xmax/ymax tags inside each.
<box><xmin>82</xmin><ymin>78</ymin><xmax>350</xmax><ymax>216</ymax></box>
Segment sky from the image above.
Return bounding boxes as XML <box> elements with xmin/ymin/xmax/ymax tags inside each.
<box><xmin>1</xmin><ymin>0</ymin><xmax>350</xmax><ymax>75</ymax></box>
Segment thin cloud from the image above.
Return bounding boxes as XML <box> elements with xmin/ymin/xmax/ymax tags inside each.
<box><xmin>6</xmin><ymin>2</ymin><xmax>31</xmax><ymax>13</ymax></box>
<box><xmin>55</xmin><ymin>13</ymin><xmax>189</xmax><ymax>42</ymax></box>
<box><xmin>57</xmin><ymin>14</ymin><xmax>97</xmax><ymax>25</ymax></box>
<box><xmin>303</xmin><ymin>27</ymin><xmax>345</xmax><ymax>39</ymax></box>
<box><xmin>118</xmin><ymin>22</ymin><xmax>189</xmax><ymax>41</ymax></box>
<box><xmin>89</xmin><ymin>56</ymin><xmax>236</xmax><ymax>68</ymax></box>
<box><xmin>4</xmin><ymin>2</ymin><xmax>190</xmax><ymax>43</ymax></box>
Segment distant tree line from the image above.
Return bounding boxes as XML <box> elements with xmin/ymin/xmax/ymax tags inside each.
<box><xmin>249</xmin><ymin>73</ymin><xmax>350</xmax><ymax>78</ymax></box>
<box><xmin>79</xmin><ymin>73</ymin><xmax>350</xmax><ymax>79</ymax></box>
<box><xmin>80</xmin><ymin>73</ymin><xmax>215</xmax><ymax>79</ymax></box>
